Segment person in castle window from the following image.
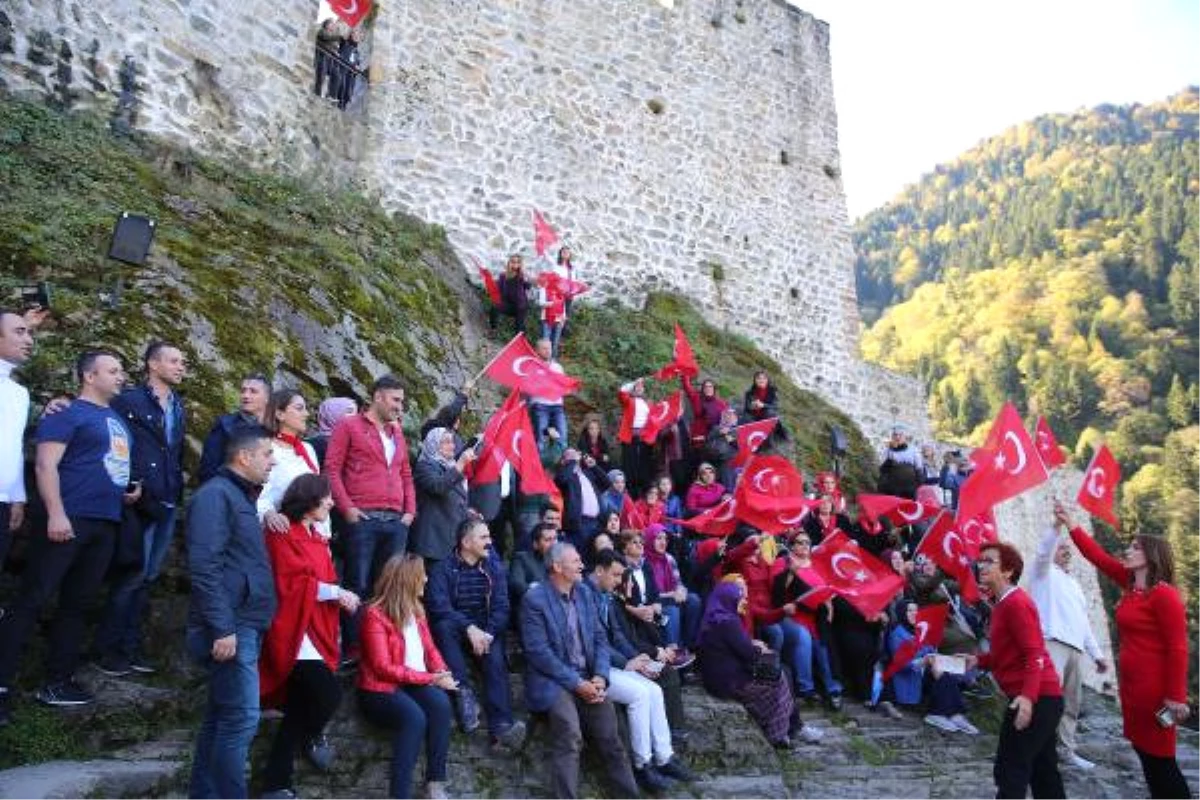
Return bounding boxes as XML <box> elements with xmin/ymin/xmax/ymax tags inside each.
<box><xmin>742</xmin><ymin>371</ymin><xmax>788</xmax><ymax>443</ymax></box>
<box><xmin>335</xmin><ymin>28</ymin><xmax>367</xmax><ymax>111</ymax></box>
<box><xmin>487</xmin><ymin>254</ymin><xmax>531</xmax><ymax>337</ymax></box>
<box><xmin>313</xmin><ymin>18</ymin><xmax>341</xmax><ymax>98</ymax></box>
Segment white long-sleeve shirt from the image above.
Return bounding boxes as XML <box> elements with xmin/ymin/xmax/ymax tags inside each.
<box><xmin>257</xmin><ymin>439</ymin><xmax>330</xmax><ymax>537</ymax></box>
<box><xmin>0</xmin><ymin>359</ymin><xmax>29</xmax><ymax>504</ymax></box>
<box><xmin>1027</xmin><ymin>526</ymin><xmax>1104</xmax><ymax>661</ymax></box>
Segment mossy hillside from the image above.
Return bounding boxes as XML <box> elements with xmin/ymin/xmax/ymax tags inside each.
<box><xmin>561</xmin><ymin>294</ymin><xmax>877</xmax><ymax>494</ymax></box>
<box><xmin>0</xmin><ymin>99</ymin><xmax>468</xmax><ymax>443</ymax></box>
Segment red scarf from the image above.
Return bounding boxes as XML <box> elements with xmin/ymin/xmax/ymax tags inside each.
<box><xmin>277</xmin><ymin>431</ymin><xmax>318</xmax><ymax>474</ymax></box>
<box><xmin>754</xmin><ymin>386</ymin><xmax>770</xmax><ymax>402</ymax></box>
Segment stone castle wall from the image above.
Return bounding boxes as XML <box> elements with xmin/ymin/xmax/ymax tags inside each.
<box><xmin>0</xmin><ymin>0</ymin><xmax>928</xmax><ymax>440</ymax></box>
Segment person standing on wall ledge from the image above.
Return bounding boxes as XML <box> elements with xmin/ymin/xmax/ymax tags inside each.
<box><xmin>0</xmin><ymin>350</ymin><xmax>139</xmax><ymax>724</ymax></box>
<box><xmin>324</xmin><ymin>374</ymin><xmax>417</xmax><ymax>666</ymax></box>
<box><xmin>197</xmin><ymin>372</ymin><xmax>270</xmax><ymax>485</ymax></box>
<box><xmin>965</xmin><ymin>541</ymin><xmax>1065</xmax><ymax>800</ymax></box>
<box><xmin>186</xmin><ymin>426</ymin><xmax>277</xmax><ymax>799</ymax></box>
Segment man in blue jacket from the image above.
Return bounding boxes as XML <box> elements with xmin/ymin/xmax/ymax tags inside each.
<box><xmin>195</xmin><ymin>372</ymin><xmax>269</xmax><ymax>485</ymax></box>
<box><xmin>426</xmin><ymin>517</ymin><xmax>526</xmax><ymax>749</ymax></box>
<box><xmin>94</xmin><ymin>341</ymin><xmax>187</xmax><ymax>675</ymax></box>
<box><xmin>521</xmin><ymin>542</ymin><xmax>639</xmax><ymax>798</ymax></box>
<box><xmin>186</xmin><ymin>426</ymin><xmax>276</xmax><ymax>799</ymax></box>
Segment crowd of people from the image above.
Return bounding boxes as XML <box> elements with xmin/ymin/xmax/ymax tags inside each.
<box><xmin>313</xmin><ymin>18</ymin><xmax>368</xmax><ymax>112</ymax></box>
<box><xmin>0</xmin><ymin>277</ymin><xmax>1191</xmax><ymax>800</ymax></box>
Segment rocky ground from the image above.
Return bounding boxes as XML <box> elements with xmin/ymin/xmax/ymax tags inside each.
<box><xmin>0</xmin><ymin>659</ymin><xmax>1195</xmax><ymax>799</ymax></box>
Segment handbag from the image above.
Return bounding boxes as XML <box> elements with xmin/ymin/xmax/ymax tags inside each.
<box><xmin>751</xmin><ymin>649</ymin><xmax>782</xmax><ymax>683</ymax></box>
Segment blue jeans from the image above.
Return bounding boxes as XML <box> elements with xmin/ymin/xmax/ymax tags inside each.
<box><xmin>342</xmin><ymin>516</ymin><xmax>408</xmax><ymax>650</ymax></box>
<box><xmin>662</xmin><ymin>591</ymin><xmax>702</xmax><ymax>648</ymax></box>
<box><xmin>430</xmin><ymin>620</ymin><xmax>514</xmax><ymax>735</ymax></box>
<box><xmin>540</xmin><ymin>322</ymin><xmax>564</xmax><ymax>359</ymax></box>
<box><xmin>358</xmin><ymin>685</ymin><xmax>451</xmax><ymax>799</ymax></box>
<box><xmin>530</xmin><ymin>403</ymin><xmax>567</xmax><ymax>447</ymax></box>
<box><xmin>772</xmin><ymin>619</ymin><xmax>842</xmax><ymax>696</ymax></box>
<box><xmin>96</xmin><ymin>509</ymin><xmax>177</xmax><ymax>662</ymax></box>
<box><xmin>188</xmin><ymin>626</ymin><xmax>262</xmax><ymax>799</ymax></box>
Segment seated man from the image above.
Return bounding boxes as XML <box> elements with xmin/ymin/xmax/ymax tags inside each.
<box><xmin>586</xmin><ymin>550</ymin><xmax>695</xmax><ymax>791</ymax></box>
<box><xmin>426</xmin><ymin>518</ymin><xmax>526</xmax><ymax>748</ymax></box>
<box><xmin>521</xmin><ymin>543</ymin><xmax>640</xmax><ymax>799</ymax></box>
<box><xmin>508</xmin><ymin>522</ymin><xmax>557</xmax><ymax>613</ymax></box>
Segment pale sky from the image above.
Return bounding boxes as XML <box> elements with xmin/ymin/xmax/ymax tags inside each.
<box><xmin>795</xmin><ymin>0</ymin><xmax>1200</xmax><ymax>219</ymax></box>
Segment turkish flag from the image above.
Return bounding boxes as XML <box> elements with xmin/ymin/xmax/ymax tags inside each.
<box><xmin>916</xmin><ymin>512</ymin><xmax>981</xmax><ymax>603</ymax></box>
<box><xmin>733</xmin><ymin>456</ymin><xmax>811</xmax><ymax>533</ymax></box>
<box><xmin>501</xmin><ymin>408</ymin><xmax>556</xmax><ymax>496</ymax></box>
<box><xmin>483</xmin><ymin>334</ymin><xmax>581</xmax><ymax>400</ymax></box>
<box><xmin>471</xmin><ymin>256</ymin><xmax>502</xmax><ymax>306</ymax></box>
<box><xmin>620</xmin><ymin>493</ymin><xmax>648</xmax><ymax>530</ymax></box>
<box><xmin>671</xmin><ymin>496</ymin><xmax>740</xmax><ymax>537</ymax></box>
<box><xmin>654</xmin><ymin>323</ymin><xmax>700</xmax><ymax>381</ymax></box>
<box><xmin>957</xmin><ymin>507</ymin><xmax>998</xmax><ymax>559</ymax></box>
<box><xmin>809</xmin><ymin>531</ymin><xmax>905</xmax><ymax>618</ymax></box>
<box><xmin>532</xmin><ymin>209</ymin><xmax>559</xmax><ymax>257</ymax></box>
<box><xmin>957</xmin><ymin>402</ymin><xmax>1049</xmax><ymax>523</ymax></box>
<box><xmin>472</xmin><ymin>391</ymin><xmax>524</xmax><ymax>484</ymax></box>
<box><xmin>328</xmin><ymin>0</ymin><xmax>371</xmax><ymax>28</ymax></box>
<box><xmin>1034</xmin><ymin>416</ymin><xmax>1067</xmax><ymax>470</ymax></box>
<box><xmin>638</xmin><ymin>390</ymin><xmax>684</xmax><ymax>444</ymax></box>
<box><xmin>536</xmin><ymin>271</ymin><xmax>590</xmax><ymax>299</ymax></box>
<box><xmin>1077</xmin><ymin>444</ymin><xmax>1121</xmax><ymax>527</ymax></box>
<box><xmin>856</xmin><ymin>494</ymin><xmax>940</xmax><ymax>529</ymax></box>
<box><xmin>731</xmin><ymin>418</ymin><xmax>779</xmax><ymax>467</ymax></box>
<box><xmin>882</xmin><ymin>604</ymin><xmax>949</xmax><ymax>681</ymax></box>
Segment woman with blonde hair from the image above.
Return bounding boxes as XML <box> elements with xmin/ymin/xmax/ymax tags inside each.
<box><xmin>357</xmin><ymin>554</ymin><xmax>459</xmax><ymax>799</ymax></box>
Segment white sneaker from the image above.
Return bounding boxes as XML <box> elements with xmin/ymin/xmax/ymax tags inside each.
<box><xmin>1065</xmin><ymin>751</ymin><xmax>1095</xmax><ymax>770</ymax></box>
<box><xmin>924</xmin><ymin>714</ymin><xmax>958</xmax><ymax>733</ymax></box>
<box><xmin>797</xmin><ymin>723</ymin><xmax>824</xmax><ymax>743</ymax></box>
<box><xmin>949</xmin><ymin>714</ymin><xmax>979</xmax><ymax>735</ymax></box>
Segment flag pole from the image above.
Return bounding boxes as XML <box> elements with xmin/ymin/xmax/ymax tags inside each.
<box><xmin>472</xmin><ymin>333</ymin><xmax>523</xmax><ymax>386</ymax></box>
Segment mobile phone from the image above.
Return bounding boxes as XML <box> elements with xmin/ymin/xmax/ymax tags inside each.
<box><xmin>19</xmin><ymin>281</ymin><xmax>50</xmax><ymax>310</ymax></box>
<box><xmin>1156</xmin><ymin>706</ymin><xmax>1176</xmax><ymax>728</ymax></box>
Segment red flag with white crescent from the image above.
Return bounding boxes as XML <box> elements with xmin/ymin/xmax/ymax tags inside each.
<box><xmin>620</xmin><ymin>493</ymin><xmax>648</xmax><ymax>531</ymax></box>
<box><xmin>809</xmin><ymin>531</ymin><xmax>905</xmax><ymax>618</ymax></box>
<box><xmin>882</xmin><ymin>604</ymin><xmax>949</xmax><ymax>681</ymax></box>
<box><xmin>957</xmin><ymin>507</ymin><xmax>998</xmax><ymax>559</ymax></box>
<box><xmin>470</xmin><ymin>255</ymin><xmax>502</xmax><ymax>306</ymax></box>
<box><xmin>916</xmin><ymin>512</ymin><xmax>980</xmax><ymax>603</ymax></box>
<box><xmin>856</xmin><ymin>493</ymin><xmax>940</xmax><ymax>529</ymax></box>
<box><xmin>957</xmin><ymin>402</ymin><xmax>1049</xmax><ymax>523</ymax></box>
<box><xmin>532</xmin><ymin>209</ymin><xmax>560</xmax><ymax>257</ymax></box>
<box><xmin>483</xmin><ymin>334</ymin><xmax>581</xmax><ymax>400</ymax></box>
<box><xmin>471</xmin><ymin>391</ymin><xmax>524</xmax><ymax>485</ymax></box>
<box><xmin>731</xmin><ymin>418</ymin><xmax>778</xmax><ymax>467</ymax></box>
<box><xmin>654</xmin><ymin>323</ymin><xmax>700</xmax><ymax>381</ymax></box>
<box><xmin>1076</xmin><ymin>444</ymin><xmax>1120</xmax><ymax>527</ymax></box>
<box><xmin>734</xmin><ymin>455</ymin><xmax>812</xmax><ymax>533</ymax></box>
<box><xmin>536</xmin><ymin>271</ymin><xmax>590</xmax><ymax>299</ymax></box>
<box><xmin>1034</xmin><ymin>416</ymin><xmax>1067</xmax><ymax>470</ymax></box>
<box><xmin>328</xmin><ymin>0</ymin><xmax>371</xmax><ymax>28</ymax></box>
<box><xmin>639</xmin><ymin>391</ymin><xmax>684</xmax><ymax>444</ymax></box>
<box><xmin>501</xmin><ymin>410</ymin><xmax>556</xmax><ymax>496</ymax></box>
<box><xmin>670</xmin><ymin>496</ymin><xmax>740</xmax><ymax>537</ymax></box>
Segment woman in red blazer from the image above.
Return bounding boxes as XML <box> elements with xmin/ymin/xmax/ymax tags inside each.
<box><xmin>1055</xmin><ymin>503</ymin><xmax>1192</xmax><ymax>799</ymax></box>
<box><xmin>357</xmin><ymin>554</ymin><xmax>459</xmax><ymax>800</ymax></box>
<box><xmin>258</xmin><ymin>474</ymin><xmax>360</xmax><ymax>799</ymax></box>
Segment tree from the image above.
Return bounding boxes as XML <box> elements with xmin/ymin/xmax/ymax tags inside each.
<box><xmin>1167</xmin><ymin>374</ymin><xmax>1197</xmax><ymax>427</ymax></box>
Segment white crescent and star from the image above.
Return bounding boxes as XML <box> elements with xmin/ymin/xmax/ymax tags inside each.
<box><xmin>747</xmin><ymin>431</ymin><xmax>768</xmax><ymax>451</ymax></box>
<box><xmin>942</xmin><ymin>531</ymin><xmax>964</xmax><ymax>563</ymax></box>
<box><xmin>510</xmin><ymin>430</ymin><xmax>524</xmax><ymax>456</ymax></box>
<box><xmin>896</xmin><ymin>501</ymin><xmax>924</xmax><ymax>522</ymax></box>
<box><xmin>752</xmin><ymin>467</ymin><xmax>777</xmax><ymax>493</ymax></box>
<box><xmin>333</xmin><ymin>0</ymin><xmax>359</xmax><ymax>15</ymax></box>
<box><xmin>831</xmin><ymin>552</ymin><xmax>868</xmax><ymax>583</ymax></box>
<box><xmin>714</xmin><ymin>499</ymin><xmax>737</xmax><ymax>522</ymax></box>
<box><xmin>1086</xmin><ymin>467</ymin><xmax>1107</xmax><ymax>499</ymax></box>
<box><xmin>994</xmin><ymin>431</ymin><xmax>1028</xmax><ymax>475</ymax></box>
<box><xmin>511</xmin><ymin>356</ymin><xmax>539</xmax><ymax>377</ymax></box>
<box><xmin>915</xmin><ymin>621</ymin><xmax>929</xmax><ymax>642</ymax></box>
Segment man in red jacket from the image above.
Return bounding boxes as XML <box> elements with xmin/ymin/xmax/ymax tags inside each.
<box><xmin>966</xmin><ymin>541</ymin><xmax>1065</xmax><ymax>799</ymax></box>
<box><xmin>325</xmin><ymin>375</ymin><xmax>417</xmax><ymax>662</ymax></box>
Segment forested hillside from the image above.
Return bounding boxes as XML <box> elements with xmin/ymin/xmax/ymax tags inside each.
<box><xmin>853</xmin><ymin>89</ymin><xmax>1199</xmax><ymax>664</ymax></box>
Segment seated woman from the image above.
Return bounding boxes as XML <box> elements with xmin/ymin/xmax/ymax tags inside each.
<box><xmin>259</xmin><ymin>474</ymin><xmax>359</xmax><ymax>799</ymax></box>
<box><xmin>802</xmin><ymin>494</ymin><xmax>851</xmax><ymax>548</ymax></box>
<box><xmin>696</xmin><ymin>583</ymin><xmax>821</xmax><ymax>748</ymax></box>
<box><xmin>655</xmin><ymin>475</ymin><xmax>684</xmax><ymax>531</ymax></box>
<box><xmin>643</xmin><ymin>525</ymin><xmax>701</xmax><ymax>655</ymax></box>
<box><xmin>600</xmin><ymin>471</ymin><xmax>630</xmax><ymax>520</ymax></box>
<box><xmin>684</xmin><ymin>462</ymin><xmax>727</xmax><ymax>515</ymax></box>
<box><xmin>771</xmin><ymin>534</ymin><xmax>844</xmax><ymax>708</ymax></box>
<box><xmin>575</xmin><ymin>416</ymin><xmax>612</xmax><ymax>468</ymax></box>
<box><xmin>812</xmin><ymin>471</ymin><xmax>847</xmax><ymax>514</ymax></box>
<box><xmin>613</xmin><ymin>564</ymin><xmax>690</xmax><ymax>732</ymax></box>
<box><xmin>742</xmin><ymin>370</ymin><xmax>788</xmax><ymax>442</ymax></box>
<box><xmin>884</xmin><ymin>600</ymin><xmax>977</xmax><ymax>734</ymax></box>
<box><xmin>357</xmin><ymin>555</ymin><xmax>460</xmax><ymax>800</ymax></box>
<box><xmin>634</xmin><ymin>484</ymin><xmax>667</xmax><ymax>529</ymax></box>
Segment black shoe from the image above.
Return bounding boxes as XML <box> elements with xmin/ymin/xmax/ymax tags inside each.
<box><xmin>655</xmin><ymin>757</ymin><xmax>696</xmax><ymax>782</ymax></box>
<box><xmin>828</xmin><ymin>693</ymin><xmax>843</xmax><ymax>712</ymax></box>
<box><xmin>95</xmin><ymin>656</ymin><xmax>133</xmax><ymax>678</ymax></box>
<box><xmin>633</xmin><ymin>765</ymin><xmax>674</xmax><ymax>792</ymax></box>
<box><xmin>491</xmin><ymin>720</ymin><xmax>527</xmax><ymax>749</ymax></box>
<box><xmin>36</xmin><ymin>680</ymin><xmax>94</xmax><ymax>707</ymax></box>
<box><xmin>305</xmin><ymin>733</ymin><xmax>335</xmax><ymax>772</ymax></box>
<box><xmin>456</xmin><ymin>686</ymin><xmax>480</xmax><ymax>734</ymax></box>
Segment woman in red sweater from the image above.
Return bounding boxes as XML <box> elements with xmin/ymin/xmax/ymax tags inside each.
<box><xmin>1055</xmin><ymin>504</ymin><xmax>1192</xmax><ymax>798</ymax></box>
<box><xmin>357</xmin><ymin>554</ymin><xmax>459</xmax><ymax>800</ymax></box>
<box><xmin>258</xmin><ymin>474</ymin><xmax>360</xmax><ymax>799</ymax></box>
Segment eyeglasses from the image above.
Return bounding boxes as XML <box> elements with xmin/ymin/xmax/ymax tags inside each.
<box><xmin>976</xmin><ymin>557</ymin><xmax>998</xmax><ymax>566</ymax></box>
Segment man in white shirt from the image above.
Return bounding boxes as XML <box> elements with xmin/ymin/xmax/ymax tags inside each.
<box><xmin>0</xmin><ymin>309</ymin><xmax>36</xmax><ymax>569</ymax></box>
<box><xmin>1027</xmin><ymin>508</ymin><xmax>1109</xmax><ymax>770</ymax></box>
<box><xmin>527</xmin><ymin>338</ymin><xmax>567</xmax><ymax>447</ymax></box>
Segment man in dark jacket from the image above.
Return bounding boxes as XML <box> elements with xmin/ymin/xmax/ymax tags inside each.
<box><xmin>508</xmin><ymin>522</ymin><xmax>556</xmax><ymax>612</ymax></box>
<box><xmin>554</xmin><ymin>448</ymin><xmax>608</xmax><ymax>552</ymax></box>
<box><xmin>426</xmin><ymin>518</ymin><xmax>525</xmax><ymax>748</ymax></box>
<box><xmin>95</xmin><ymin>341</ymin><xmax>187</xmax><ymax>675</ymax></box>
<box><xmin>196</xmin><ymin>373</ymin><xmax>269</xmax><ymax>485</ymax></box>
<box><xmin>186</xmin><ymin>426</ymin><xmax>277</xmax><ymax>799</ymax></box>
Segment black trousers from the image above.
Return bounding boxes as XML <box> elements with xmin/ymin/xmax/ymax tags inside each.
<box><xmin>0</xmin><ymin>502</ymin><xmax>11</xmax><ymax>571</ymax></box>
<box><xmin>261</xmin><ymin>660</ymin><xmax>342</xmax><ymax>792</ymax></box>
<box><xmin>994</xmin><ymin>694</ymin><xmax>1065</xmax><ymax>799</ymax></box>
<box><xmin>488</xmin><ymin>302</ymin><xmax>527</xmax><ymax>336</ymax></box>
<box><xmin>1135</xmin><ymin>746</ymin><xmax>1193</xmax><ymax>799</ymax></box>
<box><xmin>0</xmin><ymin>516</ymin><xmax>116</xmax><ymax>687</ymax></box>
<box><xmin>621</xmin><ymin>440</ymin><xmax>654</xmax><ymax>498</ymax></box>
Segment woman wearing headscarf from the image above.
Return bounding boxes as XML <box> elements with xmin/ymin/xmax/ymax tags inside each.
<box><xmin>684</xmin><ymin>462</ymin><xmax>727</xmax><ymax>516</ymax></box>
<box><xmin>643</xmin><ymin>524</ymin><xmax>701</xmax><ymax>654</ymax></box>
<box><xmin>883</xmin><ymin>599</ymin><xmax>977</xmax><ymax>733</ymax></box>
<box><xmin>1056</xmin><ymin>503</ymin><xmax>1192</xmax><ymax>798</ymax></box>
<box><xmin>408</xmin><ymin>427</ymin><xmax>474</xmax><ymax>566</ymax></box>
<box><xmin>696</xmin><ymin>582</ymin><xmax>821</xmax><ymax>748</ymax></box>
<box><xmin>259</xmin><ymin>475</ymin><xmax>359</xmax><ymax>798</ymax></box>
<box><xmin>308</xmin><ymin>397</ymin><xmax>357</xmax><ymax>468</ymax></box>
